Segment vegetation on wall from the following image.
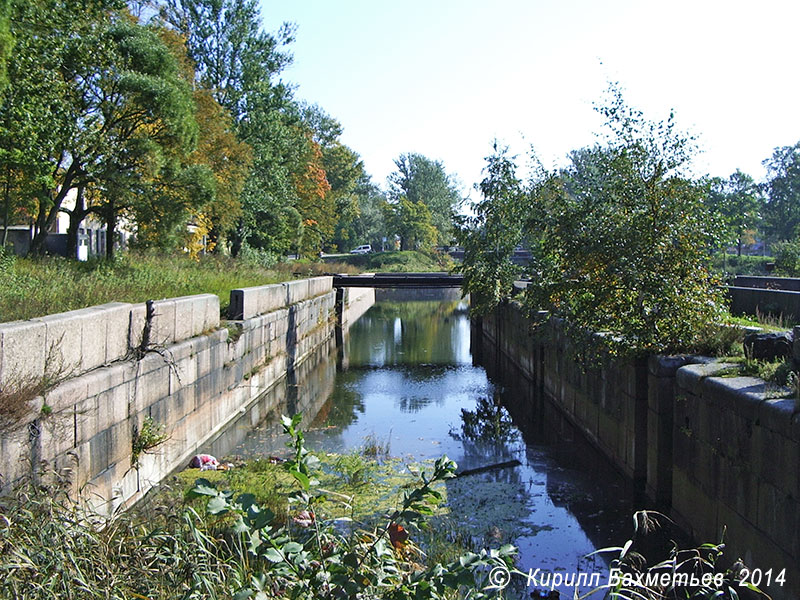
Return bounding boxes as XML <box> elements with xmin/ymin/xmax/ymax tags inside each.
<box><xmin>458</xmin><ymin>85</ymin><xmax>729</xmax><ymax>356</ymax></box>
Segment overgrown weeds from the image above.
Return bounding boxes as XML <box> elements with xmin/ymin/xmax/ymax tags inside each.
<box><xmin>130</xmin><ymin>417</ymin><xmax>169</xmax><ymax>469</ymax></box>
<box><xmin>0</xmin><ymin>342</ymin><xmax>74</xmax><ymax>433</ymax></box>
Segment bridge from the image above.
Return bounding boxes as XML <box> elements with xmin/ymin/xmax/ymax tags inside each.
<box><xmin>332</xmin><ymin>272</ymin><xmax>464</xmax><ymax>288</ymax></box>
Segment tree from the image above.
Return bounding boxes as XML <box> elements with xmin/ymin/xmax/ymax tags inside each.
<box><xmin>155</xmin><ymin>0</ymin><xmax>317</xmax><ymax>258</ymax></box>
<box><xmin>0</xmin><ymin>0</ymin><xmax>121</xmax><ymax>253</ymax></box>
<box><xmin>155</xmin><ymin>0</ymin><xmax>294</xmax><ymax>122</ymax></box>
<box><xmin>388</xmin><ymin>153</ymin><xmax>461</xmax><ymax>246</ymax></box>
<box><xmin>383</xmin><ymin>196</ymin><xmax>437</xmax><ymax>252</ymax></box>
<box><xmin>67</xmin><ymin>17</ymin><xmax>199</xmax><ymax>258</ymax></box>
<box><xmin>293</xmin><ymin>134</ymin><xmax>332</xmax><ymax>257</ymax></box>
<box><xmin>321</xmin><ymin>142</ymin><xmax>368</xmax><ymax>252</ymax></box>
<box><xmin>762</xmin><ymin>141</ymin><xmax>800</xmax><ymax>243</ymax></box>
<box><xmin>455</xmin><ymin>143</ymin><xmax>529</xmax><ymax>314</ymax></box>
<box><xmin>706</xmin><ymin>170</ymin><xmax>762</xmax><ymax>255</ymax></box>
<box><xmin>155</xmin><ymin>26</ymin><xmax>253</xmax><ymax>251</ymax></box>
<box><xmin>525</xmin><ymin>86</ymin><xmax>727</xmax><ymax>355</ymax></box>
<box><xmin>189</xmin><ymin>88</ymin><xmax>252</xmax><ymax>251</ymax></box>
<box><xmin>1</xmin><ymin>2</ymin><xmax>199</xmax><ymax>256</ymax></box>
<box><xmin>460</xmin><ymin>85</ymin><xmax>728</xmax><ymax>356</ymax></box>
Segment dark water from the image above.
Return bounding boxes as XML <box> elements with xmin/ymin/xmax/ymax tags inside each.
<box><xmin>209</xmin><ymin>298</ymin><xmax>662</xmax><ymax>597</ymax></box>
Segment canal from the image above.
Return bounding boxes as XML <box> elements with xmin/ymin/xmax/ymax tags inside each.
<box><xmin>202</xmin><ymin>294</ymin><xmax>663</xmax><ymax>596</ymax></box>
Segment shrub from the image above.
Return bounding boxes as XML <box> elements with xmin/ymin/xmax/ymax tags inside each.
<box><xmin>459</xmin><ymin>85</ymin><xmax>729</xmax><ymax>357</ymax></box>
<box><xmin>772</xmin><ymin>239</ymin><xmax>800</xmax><ymax>276</ymax></box>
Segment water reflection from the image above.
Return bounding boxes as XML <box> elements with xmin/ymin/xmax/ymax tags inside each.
<box><xmin>213</xmin><ymin>298</ymin><xmax>649</xmax><ymax>598</ymax></box>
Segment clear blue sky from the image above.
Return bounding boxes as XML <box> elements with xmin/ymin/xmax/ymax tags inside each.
<box><xmin>259</xmin><ymin>0</ymin><xmax>800</xmax><ymax>197</ymax></box>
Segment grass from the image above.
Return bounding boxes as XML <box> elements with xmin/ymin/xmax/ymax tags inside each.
<box><xmin>711</xmin><ymin>253</ymin><xmax>773</xmax><ymax>277</ymax></box>
<box><xmin>0</xmin><ymin>251</ymin><xmax>360</xmax><ymax>323</ymax></box>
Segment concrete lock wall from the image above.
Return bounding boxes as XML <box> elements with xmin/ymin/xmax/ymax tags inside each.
<box><xmin>482</xmin><ymin>301</ymin><xmax>799</xmax><ymax>599</ymax></box>
<box><xmin>672</xmin><ymin>364</ymin><xmax>800</xmax><ymax>599</ymax></box>
<box><xmin>481</xmin><ymin>303</ymin><xmax>649</xmax><ymax>484</ymax></box>
<box><xmin>727</xmin><ymin>285</ymin><xmax>800</xmax><ymax>322</ymax></box>
<box><xmin>0</xmin><ymin>276</ymin><xmax>374</xmax><ymax>517</ymax></box>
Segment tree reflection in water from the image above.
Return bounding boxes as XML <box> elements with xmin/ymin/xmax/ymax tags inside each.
<box><xmin>449</xmin><ymin>394</ymin><xmax>521</xmax><ymax>461</ymax></box>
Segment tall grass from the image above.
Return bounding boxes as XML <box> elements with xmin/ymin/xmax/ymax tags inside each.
<box><xmin>0</xmin><ymin>251</ymin><xmax>358</xmax><ymax>323</ymax></box>
<box><xmin>0</xmin><ymin>477</ymin><xmax>244</xmax><ymax>600</ymax></box>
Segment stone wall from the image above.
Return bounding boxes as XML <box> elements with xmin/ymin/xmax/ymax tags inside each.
<box><xmin>733</xmin><ymin>275</ymin><xmax>800</xmax><ymax>291</ymax></box>
<box><xmin>727</xmin><ymin>285</ymin><xmax>800</xmax><ymax>321</ymax></box>
<box><xmin>0</xmin><ymin>276</ymin><xmax>373</xmax><ymax>517</ymax></box>
<box><xmin>481</xmin><ymin>303</ymin><xmax>648</xmax><ymax>484</ymax></box>
<box><xmin>481</xmin><ymin>301</ymin><xmax>799</xmax><ymax>599</ymax></box>
<box><xmin>673</xmin><ymin>364</ymin><xmax>799</xmax><ymax>599</ymax></box>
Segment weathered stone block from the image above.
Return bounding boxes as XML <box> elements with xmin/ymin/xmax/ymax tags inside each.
<box><xmin>230</xmin><ymin>284</ymin><xmax>285</xmax><ymax>320</ymax></box>
<box><xmin>38</xmin><ymin>311</ymin><xmax>85</xmax><ymax>378</ymax></box>
<box><xmin>0</xmin><ymin>426</ymin><xmax>31</xmax><ymax>491</ymax></box>
<box><xmin>307</xmin><ymin>276</ymin><xmax>333</xmax><ymax>298</ymax></box>
<box><xmin>132</xmin><ymin>365</ymin><xmax>171</xmax><ymax>413</ymax></box>
<box><xmin>128</xmin><ymin>304</ymin><xmax>147</xmax><ymax>349</ymax></box>
<box><xmin>38</xmin><ymin>414</ymin><xmax>75</xmax><ymax>461</ymax></box>
<box><xmin>96</xmin><ymin>383</ymin><xmax>130</xmax><ymax>431</ymax></box>
<box><xmin>675</xmin><ymin>362</ymin><xmax>736</xmax><ymax>396</ymax></box>
<box><xmin>97</xmin><ymin>302</ymin><xmax>134</xmax><ymax>364</ymax></box>
<box><xmin>202</xmin><ymin>294</ymin><xmax>220</xmax><ymax>332</ymax></box>
<box><xmin>149</xmin><ymin>299</ymin><xmax>176</xmax><ymax>346</ymax></box>
<box><xmin>744</xmin><ymin>330</ymin><xmax>793</xmax><ymax>361</ymax></box>
<box><xmin>45</xmin><ymin>376</ymin><xmax>89</xmax><ymax>414</ymax></box>
<box><xmin>756</xmin><ymin>480</ymin><xmax>798</xmax><ymax>555</ymax></box>
<box><xmin>284</xmin><ymin>279</ymin><xmax>309</xmax><ymax>305</ymax></box>
<box><xmin>0</xmin><ymin>319</ymin><xmax>46</xmax><ymax>389</ymax></box>
<box><xmin>758</xmin><ymin>398</ymin><xmax>796</xmax><ymax>439</ymax></box>
<box><xmin>702</xmin><ymin>376</ymin><xmax>766</xmax><ymax>421</ymax></box>
<box><xmin>108</xmin><ymin>418</ymin><xmax>134</xmax><ymax>469</ymax></box>
<box><xmin>172</xmin><ymin>296</ymin><xmax>197</xmax><ymax>342</ymax></box>
<box><xmin>172</xmin><ymin>354</ymin><xmax>198</xmax><ymax>390</ymax></box>
<box><xmin>74</xmin><ymin>394</ymin><xmax>99</xmax><ymax>445</ymax></box>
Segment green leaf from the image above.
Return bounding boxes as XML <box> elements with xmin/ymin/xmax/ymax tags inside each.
<box><xmin>282</xmin><ymin>542</ymin><xmax>303</xmax><ymax>554</ymax></box>
<box><xmin>289</xmin><ymin>468</ymin><xmax>310</xmax><ymax>490</ymax></box>
<box><xmin>206</xmin><ymin>495</ymin><xmax>230</xmax><ymax>515</ymax></box>
<box><xmin>188</xmin><ymin>478</ymin><xmax>217</xmax><ymax>497</ymax></box>
<box><xmin>263</xmin><ymin>547</ymin><xmax>284</xmax><ymax>563</ymax></box>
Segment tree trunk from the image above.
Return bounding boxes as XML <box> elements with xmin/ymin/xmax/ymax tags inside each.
<box><xmin>29</xmin><ymin>162</ymin><xmax>82</xmax><ymax>256</ymax></box>
<box><xmin>2</xmin><ymin>172</ymin><xmax>9</xmax><ymax>247</ymax></box>
<box><xmin>65</xmin><ymin>185</ymin><xmax>86</xmax><ymax>259</ymax></box>
<box><xmin>29</xmin><ymin>191</ymin><xmax>53</xmax><ymax>256</ymax></box>
<box><xmin>106</xmin><ymin>196</ymin><xmax>116</xmax><ymax>259</ymax></box>
<box><xmin>230</xmin><ymin>219</ymin><xmax>243</xmax><ymax>257</ymax></box>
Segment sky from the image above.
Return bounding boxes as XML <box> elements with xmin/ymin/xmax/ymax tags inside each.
<box><xmin>258</xmin><ymin>0</ymin><xmax>800</xmax><ymax>197</ymax></box>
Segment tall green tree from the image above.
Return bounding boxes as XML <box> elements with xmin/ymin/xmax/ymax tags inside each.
<box><xmin>527</xmin><ymin>86</ymin><xmax>726</xmax><ymax>355</ymax></box>
<box><xmin>460</xmin><ymin>85</ymin><xmax>728</xmax><ymax>356</ymax></box>
<box><xmin>155</xmin><ymin>0</ymin><xmax>316</xmax><ymax>257</ymax></box>
<box><xmin>1</xmin><ymin>0</ymin><xmax>120</xmax><ymax>254</ymax></box>
<box><xmin>388</xmin><ymin>153</ymin><xmax>461</xmax><ymax>246</ymax></box>
<box><xmin>62</xmin><ymin>17</ymin><xmax>200</xmax><ymax>257</ymax></box>
<box><xmin>156</xmin><ymin>0</ymin><xmax>294</xmax><ymax>122</ymax></box>
<box><xmin>455</xmin><ymin>143</ymin><xmax>528</xmax><ymax>314</ymax></box>
<box><xmin>706</xmin><ymin>169</ymin><xmax>762</xmax><ymax>255</ymax></box>
<box><xmin>383</xmin><ymin>196</ymin><xmax>437</xmax><ymax>252</ymax></box>
<box><xmin>1</xmin><ymin>1</ymin><xmax>199</xmax><ymax>256</ymax></box>
<box><xmin>762</xmin><ymin>141</ymin><xmax>800</xmax><ymax>243</ymax></box>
